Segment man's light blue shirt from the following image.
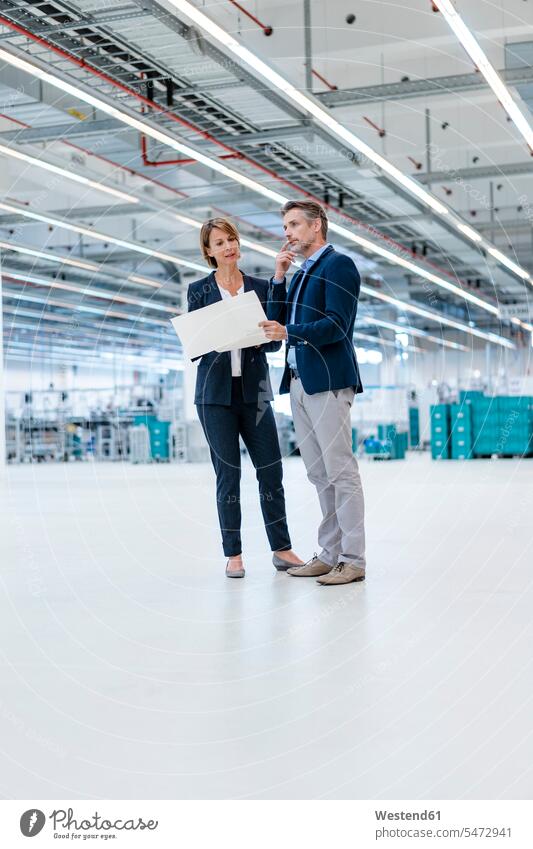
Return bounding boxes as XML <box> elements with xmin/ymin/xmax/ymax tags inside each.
<box><xmin>277</xmin><ymin>243</ymin><xmax>331</xmax><ymax>369</ymax></box>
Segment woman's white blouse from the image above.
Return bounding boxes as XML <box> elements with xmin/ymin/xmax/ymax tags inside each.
<box><xmin>216</xmin><ymin>283</ymin><xmax>244</xmax><ymax>377</ymax></box>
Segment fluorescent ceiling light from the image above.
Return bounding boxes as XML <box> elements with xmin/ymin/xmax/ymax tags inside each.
<box><xmin>5</xmin><ymin>291</ymin><xmax>145</xmax><ymax>323</ymax></box>
<box><xmin>354</xmin><ymin>331</ymin><xmax>423</xmax><ymax>354</ymax></box>
<box><xmin>0</xmin><ymin>40</ymin><xmax>518</xmax><ymax>347</ymax></box>
<box><xmin>2</xmin><ymin>270</ymin><xmax>176</xmax><ymax>313</ymax></box>
<box><xmin>0</xmin><ymin>45</ymin><xmax>287</xmax><ymax>206</ymax></box>
<box><xmin>361</xmin><ymin>315</ymin><xmax>470</xmax><ymax>351</ymax></box>
<box><xmin>0</xmin><ymin>200</ymin><xmax>206</xmax><ymax>273</ymax></box>
<box><xmin>366</xmin><ymin>286</ymin><xmax>514</xmax><ymax>348</ymax></box>
<box><xmin>343</xmin><ymin>230</ymin><xmax>502</xmax><ymax>316</ymax></box>
<box><xmin>4</xmin><ymin>315</ymin><xmax>174</xmax><ymax>344</ymax></box>
<box><xmin>0</xmin><ymin>40</ymin><xmax>527</xmax><ymax>295</ymax></box>
<box><xmin>487</xmin><ymin>247</ymin><xmax>530</xmax><ymax>281</ymax></box>
<box><xmin>175</xmin><ymin>213</ymin><xmax>202</xmax><ymax>229</ymax></box>
<box><xmin>128</xmin><ymin>274</ymin><xmax>163</xmax><ymax>289</ymax></box>
<box><xmin>0</xmin><ymin>196</ymin><xmax>514</xmax><ymax>348</ymax></box>
<box><xmin>455</xmin><ymin>222</ymin><xmax>483</xmax><ymax>243</ymax></box>
<box><xmin>0</xmin><ymin>239</ymin><xmax>97</xmax><ymax>271</ymax></box>
<box><xmin>0</xmin><ymin>44</ymin><xmax>526</xmax><ymax>330</ymax></box>
<box><xmin>167</xmin><ymin>0</ymin><xmax>450</xmax><ymax>215</ymax></box>
<box><xmin>433</xmin><ymin>0</ymin><xmax>533</xmax><ymax>152</ymax></box>
<box><xmin>0</xmin><ymin>142</ymin><xmax>139</xmax><ymax>204</ymax></box>
<box><xmin>168</xmin><ymin>0</ymin><xmax>449</xmax><ymax>215</ymax></box>
<box><xmin>0</xmin><ymin>239</ymin><xmax>165</xmax><ymax>288</ymax></box>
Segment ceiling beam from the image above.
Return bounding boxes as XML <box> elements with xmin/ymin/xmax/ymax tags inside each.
<box><xmin>0</xmin><ymin>118</ymin><xmax>128</xmax><ymax>144</ymax></box>
<box><xmin>416</xmin><ymin>160</ymin><xmax>533</xmax><ymax>184</ymax></box>
<box><xmin>317</xmin><ymin>66</ymin><xmax>533</xmax><ymax>107</ymax></box>
<box><xmin>0</xmin><ymin>120</ymin><xmax>311</xmax><ymax>147</ymax></box>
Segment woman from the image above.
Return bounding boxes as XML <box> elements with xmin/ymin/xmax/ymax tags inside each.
<box><xmin>187</xmin><ymin>217</ymin><xmax>303</xmax><ymax>578</ymax></box>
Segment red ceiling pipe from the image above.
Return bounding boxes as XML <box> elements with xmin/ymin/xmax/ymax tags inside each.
<box><xmin>138</xmin><ymin>71</ymin><xmax>243</xmax><ymax>166</ymax></box>
<box><xmin>407</xmin><ymin>156</ymin><xmax>423</xmax><ymax>171</ymax></box>
<box><xmin>140</xmin><ymin>133</ymin><xmax>242</xmax><ymax>166</ymax></box>
<box><xmin>363</xmin><ymin>116</ymin><xmax>386</xmax><ymax>138</ymax></box>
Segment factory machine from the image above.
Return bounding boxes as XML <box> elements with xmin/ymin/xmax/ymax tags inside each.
<box><xmin>5</xmin><ymin>385</ymin><xmax>188</xmax><ymax>464</ymax></box>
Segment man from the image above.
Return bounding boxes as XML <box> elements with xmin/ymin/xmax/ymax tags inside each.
<box><xmin>259</xmin><ymin>200</ymin><xmax>366</xmax><ymax>586</ymax></box>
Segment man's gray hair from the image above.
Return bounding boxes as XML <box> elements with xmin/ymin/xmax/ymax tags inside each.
<box><xmin>280</xmin><ymin>200</ymin><xmax>328</xmax><ymax>239</ymax></box>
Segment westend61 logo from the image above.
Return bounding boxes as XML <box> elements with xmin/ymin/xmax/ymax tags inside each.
<box><xmin>19</xmin><ymin>807</ymin><xmax>159</xmax><ymax>838</ymax></box>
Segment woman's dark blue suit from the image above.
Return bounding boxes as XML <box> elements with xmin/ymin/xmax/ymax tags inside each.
<box><xmin>187</xmin><ymin>271</ymin><xmax>292</xmax><ymax>558</ymax></box>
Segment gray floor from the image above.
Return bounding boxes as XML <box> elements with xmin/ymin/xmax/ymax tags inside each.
<box><xmin>1</xmin><ymin>452</ymin><xmax>532</xmax><ymax>800</ymax></box>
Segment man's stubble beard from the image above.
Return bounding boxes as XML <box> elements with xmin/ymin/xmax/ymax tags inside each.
<box><xmin>293</xmin><ymin>235</ymin><xmax>314</xmax><ymax>256</ymax></box>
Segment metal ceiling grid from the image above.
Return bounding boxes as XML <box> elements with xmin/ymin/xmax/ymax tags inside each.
<box><xmin>0</xmin><ymin>0</ymin><xmax>292</xmax><ymax>141</ymax></box>
<box><xmin>0</xmin><ymin>5</ymin><xmax>487</xmax><ymax>247</ymax></box>
<box><xmin>0</xmin><ymin>0</ymin><xmax>527</xmax><ymax>352</ymax></box>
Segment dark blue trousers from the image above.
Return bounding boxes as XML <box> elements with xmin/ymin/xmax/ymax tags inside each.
<box><xmin>197</xmin><ymin>379</ymin><xmax>292</xmax><ymax>557</ymax></box>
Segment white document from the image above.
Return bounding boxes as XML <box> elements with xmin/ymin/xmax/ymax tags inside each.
<box><xmin>170</xmin><ymin>289</ymin><xmax>268</xmax><ymax>360</ymax></box>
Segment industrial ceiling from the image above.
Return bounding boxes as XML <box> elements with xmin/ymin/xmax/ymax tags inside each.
<box><xmin>1</xmin><ymin>0</ymin><xmax>532</xmax><ymax>370</ymax></box>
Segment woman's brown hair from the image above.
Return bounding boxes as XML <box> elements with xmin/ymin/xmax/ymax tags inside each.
<box><xmin>200</xmin><ymin>217</ymin><xmax>240</xmax><ymax>268</ymax></box>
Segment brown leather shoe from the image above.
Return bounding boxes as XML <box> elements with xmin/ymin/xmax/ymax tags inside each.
<box><xmin>287</xmin><ymin>554</ymin><xmax>332</xmax><ymax>577</ymax></box>
<box><xmin>316</xmin><ymin>562</ymin><xmax>365</xmax><ymax>585</ymax></box>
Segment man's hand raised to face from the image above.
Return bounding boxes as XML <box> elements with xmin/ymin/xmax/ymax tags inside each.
<box><xmin>274</xmin><ymin>240</ymin><xmax>296</xmax><ymax>281</ymax></box>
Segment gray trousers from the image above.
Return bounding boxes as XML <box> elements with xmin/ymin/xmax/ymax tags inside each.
<box><xmin>290</xmin><ymin>378</ymin><xmax>366</xmax><ymax>569</ymax></box>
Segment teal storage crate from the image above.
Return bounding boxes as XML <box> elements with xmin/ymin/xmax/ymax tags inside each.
<box><xmin>431</xmin><ymin>437</ymin><xmax>449</xmax><ymax>460</ymax></box>
<box><xmin>451</xmin><ymin>427</ymin><xmax>473</xmax><ymax>457</ymax></box>
<box><xmin>451</xmin><ymin>404</ymin><xmax>473</xmax><ymax>441</ymax></box>
<box><xmin>453</xmin><ymin>422</ymin><xmax>470</xmax><ymax>435</ymax></box>
<box><xmin>391</xmin><ymin>432</ymin><xmax>408</xmax><ymax>459</ymax></box>
<box><xmin>475</xmin><ymin>422</ymin><xmax>500</xmax><ymax>437</ymax></box>
<box><xmin>409</xmin><ymin>407</ymin><xmax>420</xmax><ymax>447</ymax></box>
<box><xmin>471</xmin><ymin>397</ymin><xmax>498</xmax><ymax>426</ymax></box>
<box><xmin>451</xmin><ymin>403</ymin><xmax>472</xmax><ymax>422</ymax></box>
<box><xmin>430</xmin><ymin>405</ymin><xmax>451</xmax><ymax>444</ymax></box>
<box><xmin>373</xmin><ymin>426</ymin><xmax>408</xmax><ymax>459</ymax></box>
<box><xmin>133</xmin><ymin>415</ymin><xmax>170</xmax><ymax>460</ymax></box>
<box><xmin>451</xmin><ymin>443</ymin><xmax>473</xmax><ymax>460</ymax></box>
<box><xmin>497</xmin><ymin>395</ymin><xmax>533</xmax><ymax>412</ymax></box>
<box><xmin>148</xmin><ymin>421</ymin><xmax>170</xmax><ymax>460</ymax></box>
<box><xmin>500</xmin><ymin>410</ymin><xmax>530</xmax><ymax>425</ymax></box>
<box><xmin>501</xmin><ymin>421</ymin><xmax>530</xmax><ymax>439</ymax></box>
<box><xmin>430</xmin><ymin>404</ymin><xmax>450</xmax><ymax>422</ymax></box>
<box><xmin>430</xmin><ymin>404</ymin><xmax>454</xmax><ymax>458</ymax></box>
<box><xmin>504</xmin><ymin>442</ymin><xmax>533</xmax><ymax>456</ymax></box>
<box><xmin>431</xmin><ymin>422</ymin><xmax>448</xmax><ymax>438</ymax></box>
<box><xmin>378</xmin><ymin>423</ymin><xmax>396</xmax><ymax>441</ymax></box>
<box><xmin>459</xmin><ymin>390</ymin><xmax>484</xmax><ymax>404</ymax></box>
<box><xmin>473</xmin><ymin>439</ymin><xmax>497</xmax><ymax>456</ymax></box>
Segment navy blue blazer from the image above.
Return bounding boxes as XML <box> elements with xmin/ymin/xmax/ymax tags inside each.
<box><xmin>187</xmin><ymin>272</ymin><xmax>281</xmax><ymax>406</ymax></box>
<box><xmin>268</xmin><ymin>245</ymin><xmax>363</xmax><ymax>396</ymax></box>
